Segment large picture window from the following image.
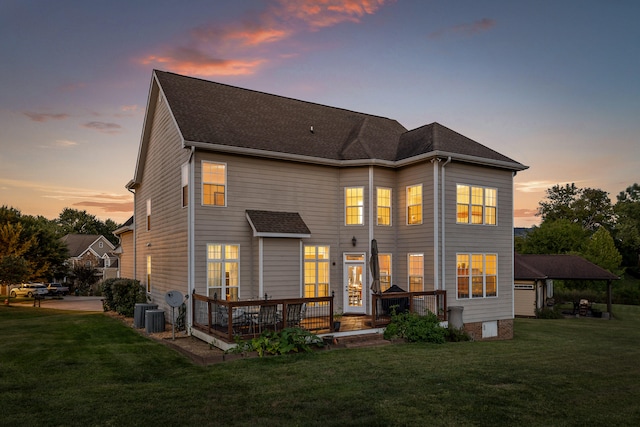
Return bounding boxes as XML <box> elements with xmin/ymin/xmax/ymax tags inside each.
<box><xmin>408</xmin><ymin>253</ymin><xmax>424</xmax><ymax>291</ymax></box>
<box><xmin>406</xmin><ymin>185</ymin><xmax>422</xmax><ymax>225</ymax></box>
<box><xmin>202</xmin><ymin>161</ymin><xmax>226</xmax><ymax>206</ymax></box>
<box><xmin>345</xmin><ymin>187</ymin><xmax>364</xmax><ymax>225</ymax></box>
<box><xmin>456</xmin><ymin>184</ymin><xmax>497</xmax><ymax>225</ymax></box>
<box><xmin>304</xmin><ymin>246</ymin><xmax>330</xmax><ymax>300</ymax></box>
<box><xmin>377</xmin><ymin>187</ymin><xmax>391</xmax><ymax>226</ymax></box>
<box><xmin>207</xmin><ymin>244</ymin><xmax>239</xmax><ymax>300</ymax></box>
<box><xmin>456</xmin><ymin>253</ymin><xmax>497</xmax><ymax>299</ymax></box>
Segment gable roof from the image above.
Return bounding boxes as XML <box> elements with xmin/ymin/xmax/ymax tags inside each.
<box><xmin>129</xmin><ymin>70</ymin><xmax>526</xmax><ymax>188</ymax></box>
<box><xmin>514</xmin><ymin>254</ymin><xmax>619</xmax><ymax>281</ymax></box>
<box><xmin>245</xmin><ymin>210</ymin><xmax>311</xmax><ymax>238</ymax></box>
<box><xmin>61</xmin><ymin>234</ymin><xmax>115</xmax><ymax>258</ymax></box>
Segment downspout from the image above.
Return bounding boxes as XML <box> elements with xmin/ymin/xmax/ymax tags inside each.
<box><xmin>368</xmin><ymin>166</ymin><xmax>374</xmax><ymax>313</ymax></box>
<box><xmin>127</xmin><ymin>187</ymin><xmax>136</xmax><ymax>281</ymax></box>
<box><xmin>440</xmin><ymin>157</ymin><xmax>451</xmax><ymax>291</ymax></box>
<box><xmin>511</xmin><ymin>171</ymin><xmax>517</xmax><ymax>318</ymax></box>
<box><xmin>259</xmin><ymin>237</ymin><xmax>264</xmax><ymax>298</ymax></box>
<box><xmin>187</xmin><ymin>147</ymin><xmax>195</xmax><ymax>330</ymax></box>
<box><xmin>432</xmin><ymin>159</ymin><xmax>440</xmax><ymax>290</ymax></box>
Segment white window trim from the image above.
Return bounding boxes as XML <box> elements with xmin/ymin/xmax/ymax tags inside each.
<box><xmin>456</xmin><ymin>253</ymin><xmax>498</xmax><ymax>299</ymax></box>
<box><xmin>206</xmin><ymin>243</ymin><xmax>240</xmax><ymax>300</ymax></box>
<box><xmin>456</xmin><ymin>184</ymin><xmax>498</xmax><ymax>226</ymax></box>
<box><xmin>303</xmin><ymin>245</ymin><xmax>331</xmax><ymax>299</ymax></box>
<box><xmin>376</xmin><ymin>187</ymin><xmax>392</xmax><ymax>226</ymax></box>
<box><xmin>379</xmin><ymin>253</ymin><xmax>392</xmax><ymax>292</ymax></box>
<box><xmin>344</xmin><ymin>186</ymin><xmax>365</xmax><ymax>226</ymax></box>
<box><xmin>406</xmin><ymin>184</ymin><xmax>423</xmax><ymax>226</ymax></box>
<box><xmin>201</xmin><ymin>160</ymin><xmax>227</xmax><ymax>207</ymax></box>
<box><xmin>407</xmin><ymin>253</ymin><xmax>424</xmax><ymax>292</ymax></box>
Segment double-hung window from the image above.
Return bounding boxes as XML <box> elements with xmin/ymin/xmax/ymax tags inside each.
<box><xmin>379</xmin><ymin>254</ymin><xmax>391</xmax><ymax>292</ymax></box>
<box><xmin>146</xmin><ymin>255</ymin><xmax>151</xmax><ymax>293</ymax></box>
<box><xmin>202</xmin><ymin>161</ymin><xmax>226</xmax><ymax>206</ymax></box>
<box><xmin>377</xmin><ymin>187</ymin><xmax>392</xmax><ymax>226</ymax></box>
<box><xmin>407</xmin><ymin>184</ymin><xmax>422</xmax><ymax>225</ymax></box>
<box><xmin>456</xmin><ymin>253</ymin><xmax>497</xmax><ymax>299</ymax></box>
<box><xmin>456</xmin><ymin>184</ymin><xmax>497</xmax><ymax>225</ymax></box>
<box><xmin>146</xmin><ymin>199</ymin><xmax>151</xmax><ymax>231</ymax></box>
<box><xmin>207</xmin><ymin>244</ymin><xmax>239</xmax><ymax>300</ymax></box>
<box><xmin>304</xmin><ymin>246</ymin><xmax>330</xmax><ymax>302</ymax></box>
<box><xmin>345</xmin><ymin>187</ymin><xmax>364</xmax><ymax>225</ymax></box>
<box><xmin>408</xmin><ymin>253</ymin><xmax>424</xmax><ymax>291</ymax></box>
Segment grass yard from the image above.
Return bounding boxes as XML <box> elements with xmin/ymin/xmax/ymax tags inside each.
<box><xmin>1</xmin><ymin>304</ymin><xmax>640</xmax><ymax>426</ymax></box>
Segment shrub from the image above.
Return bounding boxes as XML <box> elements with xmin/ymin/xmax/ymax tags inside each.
<box><xmin>230</xmin><ymin>328</ymin><xmax>323</xmax><ymax>357</ymax></box>
<box><xmin>535</xmin><ymin>306</ymin><xmax>564</xmax><ymax>319</ymax></box>
<box><xmin>101</xmin><ymin>278</ymin><xmax>146</xmax><ymax>317</ymax></box>
<box><xmin>445</xmin><ymin>327</ymin><xmax>471</xmax><ymax>342</ymax></box>
<box><xmin>383</xmin><ymin>310</ymin><xmax>447</xmax><ymax>344</ymax></box>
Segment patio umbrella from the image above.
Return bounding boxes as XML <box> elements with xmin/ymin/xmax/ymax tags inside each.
<box><xmin>369</xmin><ymin>239</ymin><xmax>381</xmax><ymax>295</ymax></box>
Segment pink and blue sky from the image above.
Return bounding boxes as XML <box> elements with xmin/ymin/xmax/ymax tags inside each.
<box><xmin>1</xmin><ymin>0</ymin><xmax>638</xmax><ymax>227</ymax></box>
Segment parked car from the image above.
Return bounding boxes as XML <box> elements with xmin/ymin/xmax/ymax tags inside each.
<box><xmin>47</xmin><ymin>283</ymin><xmax>69</xmax><ymax>296</ymax></box>
<box><xmin>10</xmin><ymin>283</ymin><xmax>49</xmax><ymax>298</ymax></box>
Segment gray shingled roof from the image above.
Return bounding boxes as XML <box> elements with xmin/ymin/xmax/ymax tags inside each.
<box><xmin>514</xmin><ymin>254</ymin><xmax>619</xmax><ymax>281</ymax></box>
<box><xmin>246</xmin><ymin>210</ymin><xmax>311</xmax><ymax>237</ymax></box>
<box><xmin>61</xmin><ymin>234</ymin><xmax>102</xmax><ymax>257</ymax></box>
<box><xmin>153</xmin><ymin>70</ymin><xmax>526</xmax><ymax>170</ymax></box>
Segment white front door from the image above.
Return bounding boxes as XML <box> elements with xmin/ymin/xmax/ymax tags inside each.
<box><xmin>344</xmin><ymin>253</ymin><xmax>366</xmax><ymax>314</ymax></box>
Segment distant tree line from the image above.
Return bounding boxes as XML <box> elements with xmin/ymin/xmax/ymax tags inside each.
<box><xmin>0</xmin><ymin>206</ymin><xmax>123</xmax><ymax>288</ymax></box>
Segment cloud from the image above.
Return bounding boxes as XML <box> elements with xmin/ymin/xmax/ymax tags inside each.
<box><xmin>23</xmin><ymin>111</ymin><xmax>70</xmax><ymax>122</ymax></box>
<box><xmin>515</xmin><ymin>180</ymin><xmax>585</xmax><ymax>193</ymax></box>
<box><xmin>53</xmin><ymin>139</ymin><xmax>78</xmax><ymax>148</ymax></box>
<box><xmin>429</xmin><ymin>18</ymin><xmax>496</xmax><ymax>39</ymax></box>
<box><xmin>73</xmin><ymin>200</ymin><xmax>134</xmax><ymax>213</ymax></box>
<box><xmin>139</xmin><ymin>0</ymin><xmax>393</xmax><ymax>77</ymax></box>
<box><xmin>514</xmin><ymin>208</ymin><xmax>539</xmax><ymax>218</ymax></box>
<box><xmin>82</xmin><ymin>121</ymin><xmax>122</xmax><ymax>134</ymax></box>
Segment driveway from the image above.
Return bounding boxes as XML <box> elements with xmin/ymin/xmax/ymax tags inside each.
<box><xmin>13</xmin><ymin>296</ymin><xmax>104</xmax><ymax>312</ymax></box>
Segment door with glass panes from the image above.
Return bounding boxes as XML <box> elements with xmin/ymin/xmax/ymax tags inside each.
<box><xmin>343</xmin><ymin>253</ymin><xmax>366</xmax><ymax>314</ymax></box>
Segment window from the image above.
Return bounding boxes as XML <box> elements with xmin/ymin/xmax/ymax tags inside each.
<box><xmin>181</xmin><ymin>163</ymin><xmax>189</xmax><ymax>207</ymax></box>
<box><xmin>202</xmin><ymin>161</ymin><xmax>226</xmax><ymax>206</ymax></box>
<box><xmin>207</xmin><ymin>244</ymin><xmax>239</xmax><ymax>300</ymax></box>
<box><xmin>146</xmin><ymin>256</ymin><xmax>151</xmax><ymax>293</ymax></box>
<box><xmin>377</xmin><ymin>187</ymin><xmax>391</xmax><ymax>226</ymax></box>
<box><xmin>406</xmin><ymin>185</ymin><xmax>422</xmax><ymax>225</ymax></box>
<box><xmin>345</xmin><ymin>187</ymin><xmax>364</xmax><ymax>225</ymax></box>
<box><xmin>304</xmin><ymin>246</ymin><xmax>330</xmax><ymax>300</ymax></box>
<box><xmin>146</xmin><ymin>199</ymin><xmax>151</xmax><ymax>231</ymax></box>
<box><xmin>379</xmin><ymin>254</ymin><xmax>391</xmax><ymax>292</ymax></box>
<box><xmin>408</xmin><ymin>253</ymin><xmax>424</xmax><ymax>291</ymax></box>
<box><xmin>457</xmin><ymin>185</ymin><xmax>497</xmax><ymax>225</ymax></box>
<box><xmin>456</xmin><ymin>253</ymin><xmax>497</xmax><ymax>299</ymax></box>
<box><xmin>99</xmin><ymin>241</ymin><xmax>103</xmax><ymax>248</ymax></box>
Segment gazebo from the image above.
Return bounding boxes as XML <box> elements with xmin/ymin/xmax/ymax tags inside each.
<box><xmin>514</xmin><ymin>253</ymin><xmax>620</xmax><ymax>318</ymax></box>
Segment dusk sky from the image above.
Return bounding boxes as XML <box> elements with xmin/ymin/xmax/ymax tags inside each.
<box><xmin>1</xmin><ymin>0</ymin><xmax>638</xmax><ymax>227</ymax></box>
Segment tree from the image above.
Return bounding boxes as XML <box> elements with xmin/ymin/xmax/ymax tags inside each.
<box><xmin>537</xmin><ymin>184</ymin><xmax>614</xmax><ymax>231</ymax></box>
<box><xmin>614</xmin><ymin>183</ymin><xmax>640</xmax><ymax>267</ymax></box>
<box><xmin>56</xmin><ymin>208</ymin><xmax>120</xmax><ymax>245</ymax></box>
<box><xmin>517</xmin><ymin>219</ymin><xmax>588</xmax><ymax>255</ymax></box>
<box><xmin>583</xmin><ymin>227</ymin><xmax>622</xmax><ymax>274</ymax></box>
<box><xmin>0</xmin><ymin>222</ymin><xmax>36</xmax><ymax>286</ymax></box>
<box><xmin>70</xmin><ymin>264</ymin><xmax>100</xmax><ymax>295</ymax></box>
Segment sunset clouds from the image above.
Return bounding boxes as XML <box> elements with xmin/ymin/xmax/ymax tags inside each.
<box><xmin>428</xmin><ymin>18</ymin><xmax>496</xmax><ymax>39</ymax></box>
<box><xmin>23</xmin><ymin>111</ymin><xmax>70</xmax><ymax>122</ymax></box>
<box><xmin>139</xmin><ymin>0</ymin><xmax>392</xmax><ymax>77</ymax></box>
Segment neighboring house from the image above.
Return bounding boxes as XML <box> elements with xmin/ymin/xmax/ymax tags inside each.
<box><xmin>514</xmin><ymin>253</ymin><xmax>619</xmax><ymax>317</ymax></box>
<box><xmin>113</xmin><ymin>216</ymin><xmax>135</xmax><ymax>279</ymax></box>
<box><xmin>61</xmin><ymin>234</ymin><xmax>118</xmax><ymax>283</ymax></box>
<box><xmin>127</xmin><ymin>70</ymin><xmax>528</xmax><ymax>340</ymax></box>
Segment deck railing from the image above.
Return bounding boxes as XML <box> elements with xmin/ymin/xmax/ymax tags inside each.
<box><xmin>371</xmin><ymin>290</ymin><xmax>447</xmax><ymax>327</ymax></box>
<box><xmin>192</xmin><ymin>293</ymin><xmax>334</xmax><ymax>342</ymax></box>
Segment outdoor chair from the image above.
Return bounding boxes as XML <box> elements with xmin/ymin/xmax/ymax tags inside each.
<box><xmin>216</xmin><ymin>305</ymin><xmax>249</xmax><ymax>334</ymax></box>
<box><xmin>285</xmin><ymin>303</ymin><xmax>306</xmax><ymax>328</ymax></box>
<box><xmin>251</xmin><ymin>304</ymin><xmax>278</xmax><ymax>334</ymax></box>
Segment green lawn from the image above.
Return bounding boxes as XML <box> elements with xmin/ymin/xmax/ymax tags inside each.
<box><xmin>2</xmin><ymin>304</ymin><xmax>640</xmax><ymax>426</ymax></box>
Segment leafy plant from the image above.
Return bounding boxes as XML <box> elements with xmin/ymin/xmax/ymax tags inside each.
<box><xmin>228</xmin><ymin>328</ymin><xmax>323</xmax><ymax>357</ymax></box>
<box><xmin>100</xmin><ymin>278</ymin><xmax>146</xmax><ymax>316</ymax></box>
<box><xmin>445</xmin><ymin>326</ymin><xmax>471</xmax><ymax>342</ymax></box>
<box><xmin>535</xmin><ymin>306</ymin><xmax>564</xmax><ymax>319</ymax></box>
<box><xmin>383</xmin><ymin>309</ymin><xmax>447</xmax><ymax>344</ymax></box>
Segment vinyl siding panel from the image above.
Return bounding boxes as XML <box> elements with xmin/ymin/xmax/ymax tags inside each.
<box><xmin>134</xmin><ymin>93</ymin><xmax>190</xmax><ymax>313</ymax></box>
<box><xmin>118</xmin><ymin>231</ymin><xmax>134</xmax><ymax>279</ymax></box>
<box><xmin>443</xmin><ymin>162</ymin><xmax>514</xmax><ymax>324</ymax></box>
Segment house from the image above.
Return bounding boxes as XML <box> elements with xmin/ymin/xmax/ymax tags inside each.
<box><xmin>514</xmin><ymin>253</ymin><xmax>619</xmax><ymax>317</ymax></box>
<box><xmin>61</xmin><ymin>234</ymin><xmax>118</xmax><ymax>283</ymax></box>
<box><xmin>113</xmin><ymin>216</ymin><xmax>135</xmax><ymax>279</ymax></box>
<box><xmin>126</xmin><ymin>70</ymin><xmax>527</xmax><ymax>342</ymax></box>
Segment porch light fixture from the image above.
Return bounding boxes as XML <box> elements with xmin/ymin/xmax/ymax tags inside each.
<box><xmin>352</xmin><ymin>236</ymin><xmax>357</xmax><ymax>247</ymax></box>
